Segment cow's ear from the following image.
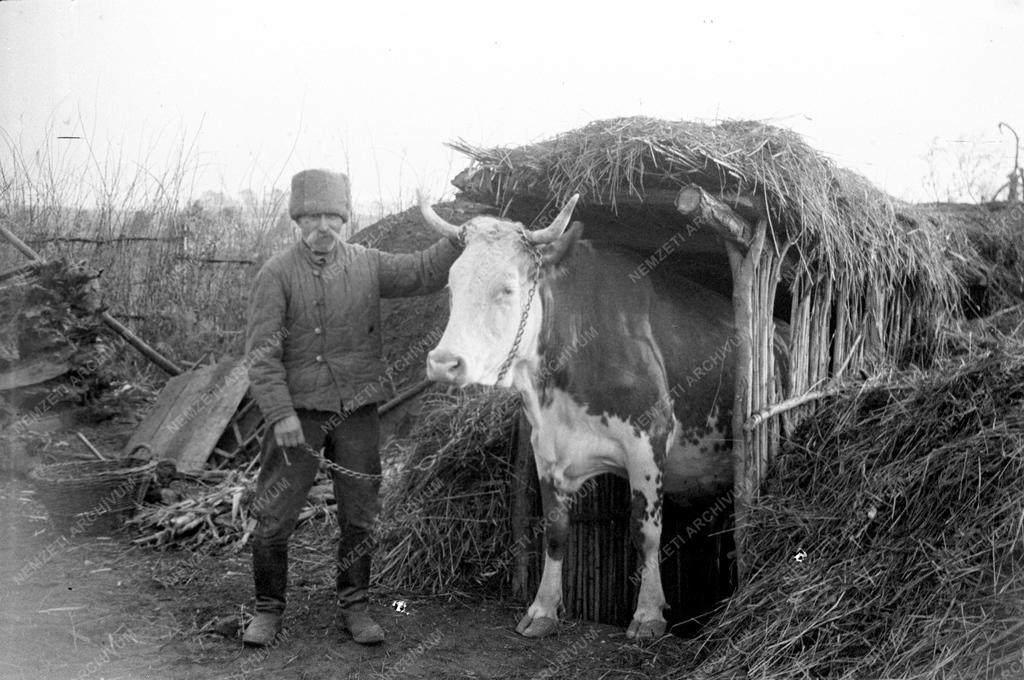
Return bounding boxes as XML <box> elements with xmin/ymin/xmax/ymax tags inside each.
<box><xmin>541</xmin><ymin>220</ymin><xmax>584</xmax><ymax>268</ymax></box>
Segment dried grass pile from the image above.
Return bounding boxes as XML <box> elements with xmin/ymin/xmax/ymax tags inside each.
<box><xmin>679</xmin><ymin>327</ymin><xmax>1024</xmax><ymax>679</ymax></box>
<box><xmin>128</xmin><ymin>470</ymin><xmax>336</xmax><ymax>551</ymax></box>
<box><xmin>374</xmin><ymin>387</ymin><xmax>520</xmax><ymax>594</ymax></box>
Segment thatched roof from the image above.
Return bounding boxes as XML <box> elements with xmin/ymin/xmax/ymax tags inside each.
<box><xmin>450</xmin><ymin>116</ymin><xmax>1018</xmax><ymax>317</ymax></box>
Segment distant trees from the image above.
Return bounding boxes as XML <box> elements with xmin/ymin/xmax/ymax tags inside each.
<box><xmin>923</xmin><ymin>123</ymin><xmax>1022</xmax><ymax>204</ymax></box>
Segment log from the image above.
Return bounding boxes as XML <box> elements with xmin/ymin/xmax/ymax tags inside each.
<box><xmin>675</xmin><ymin>185</ymin><xmax>755</xmax><ymax>249</ymax></box>
<box><xmin>0</xmin><ymin>222</ymin><xmax>183</xmax><ymax>376</ymax></box>
<box><xmin>99</xmin><ymin>311</ymin><xmax>182</xmax><ymax>376</ymax></box>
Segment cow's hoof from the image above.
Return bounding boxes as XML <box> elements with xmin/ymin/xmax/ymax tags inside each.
<box><xmin>516</xmin><ymin>613</ymin><xmax>558</xmax><ymax>638</ymax></box>
<box><xmin>626</xmin><ymin>618</ymin><xmax>666</xmax><ymax>640</ymax></box>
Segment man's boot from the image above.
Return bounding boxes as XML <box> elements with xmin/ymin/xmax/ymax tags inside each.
<box><xmin>242</xmin><ymin>612</ymin><xmax>282</xmax><ymax>647</ymax></box>
<box><xmin>340</xmin><ymin>606</ymin><xmax>384</xmax><ymax>645</ymax></box>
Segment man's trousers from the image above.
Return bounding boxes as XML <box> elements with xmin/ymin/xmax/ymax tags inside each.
<box><xmin>250</xmin><ymin>404</ymin><xmax>381</xmax><ymax>614</ymax></box>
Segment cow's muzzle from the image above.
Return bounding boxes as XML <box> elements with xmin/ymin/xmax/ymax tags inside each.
<box><xmin>426</xmin><ymin>349</ymin><xmax>466</xmax><ymax>384</ymax></box>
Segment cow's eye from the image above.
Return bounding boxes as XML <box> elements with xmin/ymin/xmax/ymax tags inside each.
<box><xmin>499</xmin><ymin>285</ymin><xmax>514</xmax><ymax>298</ymax></box>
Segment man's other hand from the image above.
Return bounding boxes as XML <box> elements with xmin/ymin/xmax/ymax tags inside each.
<box><xmin>273</xmin><ymin>415</ymin><xmax>305</xmax><ymax>447</ymax></box>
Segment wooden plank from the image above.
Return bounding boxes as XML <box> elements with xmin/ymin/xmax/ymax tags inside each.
<box><xmin>172</xmin><ymin>358</ymin><xmax>250</xmax><ymax>471</ymax></box>
<box><xmin>123</xmin><ymin>357</ymin><xmax>249</xmax><ymax>471</ymax></box>
<box><xmin>123</xmin><ymin>367</ymin><xmax>195</xmax><ymax>453</ymax></box>
<box><xmin>0</xmin><ymin>351</ymin><xmax>73</xmax><ymax>391</ymax></box>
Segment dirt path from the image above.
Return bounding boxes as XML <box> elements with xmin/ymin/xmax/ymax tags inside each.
<box><xmin>0</xmin><ymin>479</ymin><xmax>683</xmax><ymax>680</ymax></box>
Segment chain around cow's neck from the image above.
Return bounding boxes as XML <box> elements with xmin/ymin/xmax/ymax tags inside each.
<box><xmin>495</xmin><ymin>232</ymin><xmax>544</xmax><ymax>385</ymax></box>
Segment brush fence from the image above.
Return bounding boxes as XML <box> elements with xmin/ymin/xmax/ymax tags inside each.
<box><xmin>512</xmin><ymin>418</ymin><xmax>734</xmax><ymax>630</ymax></box>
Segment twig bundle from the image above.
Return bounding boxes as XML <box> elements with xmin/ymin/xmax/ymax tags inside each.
<box><xmin>678</xmin><ymin>328</ymin><xmax>1024</xmax><ymax>679</ymax></box>
<box><xmin>373</xmin><ymin>387</ymin><xmax>520</xmax><ymax>593</ymax></box>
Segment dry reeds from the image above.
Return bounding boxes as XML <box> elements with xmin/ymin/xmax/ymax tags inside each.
<box><xmin>373</xmin><ymin>386</ymin><xmax>521</xmax><ymax>594</ymax></box>
<box><xmin>0</xmin><ymin>126</ymin><xmax>294</xmax><ymax>374</ymax></box>
<box><xmin>671</xmin><ymin>326</ymin><xmax>1024</xmax><ymax>679</ymax></box>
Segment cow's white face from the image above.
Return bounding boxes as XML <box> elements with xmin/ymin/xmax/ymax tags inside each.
<box><xmin>419</xmin><ymin>193</ymin><xmax>579</xmax><ymax>388</ymax></box>
<box><xmin>427</xmin><ymin>218</ymin><xmax>540</xmax><ymax>387</ymax></box>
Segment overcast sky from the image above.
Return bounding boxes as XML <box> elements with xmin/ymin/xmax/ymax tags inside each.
<box><xmin>2</xmin><ymin>0</ymin><xmax>1022</xmax><ymax>215</ymax></box>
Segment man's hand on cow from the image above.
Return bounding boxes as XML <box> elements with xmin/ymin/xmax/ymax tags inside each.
<box><xmin>273</xmin><ymin>414</ymin><xmax>305</xmax><ymax>447</ymax></box>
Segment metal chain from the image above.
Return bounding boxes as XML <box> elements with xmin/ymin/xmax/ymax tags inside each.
<box><xmin>287</xmin><ymin>442</ymin><xmax>384</xmax><ymax>481</ymax></box>
<box><xmin>495</xmin><ymin>232</ymin><xmax>544</xmax><ymax>384</ymax></box>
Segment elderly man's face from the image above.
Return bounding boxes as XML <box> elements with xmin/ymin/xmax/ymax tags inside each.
<box><xmin>297</xmin><ymin>213</ymin><xmax>349</xmax><ymax>253</ymax></box>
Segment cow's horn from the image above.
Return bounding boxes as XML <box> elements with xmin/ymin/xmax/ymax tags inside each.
<box><xmin>525</xmin><ymin>194</ymin><xmax>580</xmax><ymax>244</ymax></box>
<box><xmin>417</xmin><ymin>190</ymin><xmax>461</xmax><ymax>238</ymax></box>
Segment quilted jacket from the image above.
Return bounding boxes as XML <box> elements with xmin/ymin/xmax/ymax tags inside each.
<box><xmin>246</xmin><ymin>237</ymin><xmax>460</xmax><ymax>425</ymax></box>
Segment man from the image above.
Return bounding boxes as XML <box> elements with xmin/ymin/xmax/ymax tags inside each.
<box><xmin>242</xmin><ymin>169</ymin><xmax>462</xmax><ymax>647</ymax></box>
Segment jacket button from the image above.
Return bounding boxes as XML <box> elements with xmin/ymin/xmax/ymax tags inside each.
<box><xmin>315</xmin><ymin>355</ymin><xmax>323</xmax><ymax>362</ymax></box>
<box><xmin>314</xmin><ymin>327</ymin><xmax>322</xmax><ymax>334</ymax></box>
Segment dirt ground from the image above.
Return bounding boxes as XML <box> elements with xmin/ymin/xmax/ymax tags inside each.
<box><xmin>0</xmin><ymin>429</ymin><xmax>692</xmax><ymax>680</ymax></box>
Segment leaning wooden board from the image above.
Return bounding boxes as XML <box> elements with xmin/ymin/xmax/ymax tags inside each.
<box><xmin>0</xmin><ymin>349</ymin><xmax>75</xmax><ymax>392</ymax></box>
<box><xmin>123</xmin><ymin>357</ymin><xmax>249</xmax><ymax>471</ymax></box>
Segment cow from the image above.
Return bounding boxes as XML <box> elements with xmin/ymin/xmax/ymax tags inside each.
<box><xmin>418</xmin><ymin>192</ymin><xmax>755</xmax><ymax>640</ymax></box>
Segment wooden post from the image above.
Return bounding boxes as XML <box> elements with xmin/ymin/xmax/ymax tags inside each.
<box><xmin>724</xmin><ymin>221</ymin><xmax>765</xmax><ymax>582</ymax></box>
<box><xmin>675</xmin><ymin>185</ymin><xmax>772</xmax><ymax>581</ymax></box>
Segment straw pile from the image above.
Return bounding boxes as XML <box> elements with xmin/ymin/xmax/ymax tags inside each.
<box><xmin>374</xmin><ymin>387</ymin><xmax>520</xmax><ymax>594</ymax></box>
<box><xmin>675</xmin><ymin>326</ymin><xmax>1024</xmax><ymax>679</ymax></box>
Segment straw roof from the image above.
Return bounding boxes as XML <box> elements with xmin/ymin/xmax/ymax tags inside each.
<box><xmin>449</xmin><ymin>116</ymin><xmax>1002</xmax><ymax>318</ymax></box>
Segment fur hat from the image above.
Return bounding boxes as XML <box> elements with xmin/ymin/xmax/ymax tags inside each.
<box><xmin>289</xmin><ymin>169</ymin><xmax>351</xmax><ymax>221</ymax></box>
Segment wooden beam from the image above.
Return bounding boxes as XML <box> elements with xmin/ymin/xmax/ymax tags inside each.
<box><xmin>675</xmin><ymin>185</ymin><xmax>755</xmax><ymax>250</ymax></box>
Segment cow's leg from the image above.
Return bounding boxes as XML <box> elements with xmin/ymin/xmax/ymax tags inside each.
<box><xmin>626</xmin><ymin>434</ymin><xmax>668</xmax><ymax>640</ymax></box>
<box><xmin>516</xmin><ymin>474</ymin><xmax>569</xmax><ymax>638</ymax></box>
